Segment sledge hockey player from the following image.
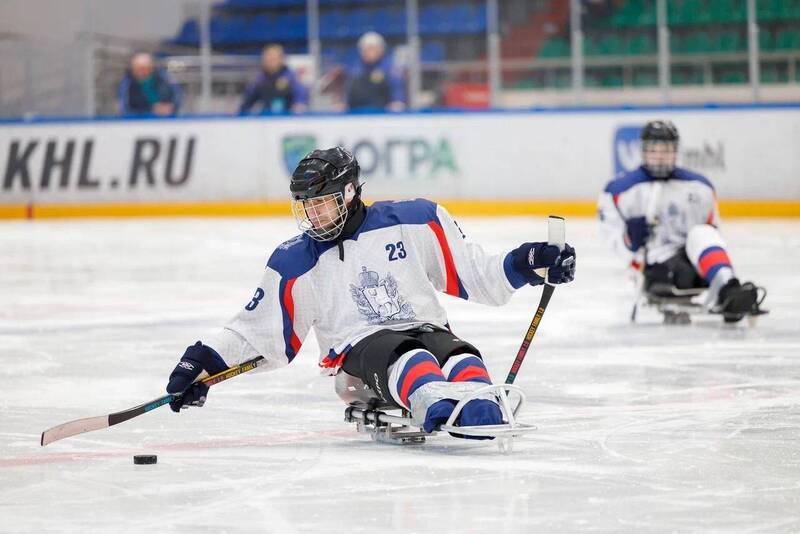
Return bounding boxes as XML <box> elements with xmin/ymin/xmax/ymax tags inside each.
<box><xmin>598</xmin><ymin>120</ymin><xmax>764</xmax><ymax>323</ymax></box>
<box><xmin>165</xmin><ymin>147</ymin><xmax>575</xmax><ymax>437</ymax></box>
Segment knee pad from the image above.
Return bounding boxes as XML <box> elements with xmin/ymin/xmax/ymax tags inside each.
<box><xmin>686</xmin><ymin>224</ymin><xmax>726</xmax><ymax>264</ymax></box>
<box><xmin>686</xmin><ymin>224</ymin><xmax>733</xmax><ymax>283</ymax></box>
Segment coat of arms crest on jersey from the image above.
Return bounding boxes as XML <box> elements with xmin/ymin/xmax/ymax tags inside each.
<box><xmin>350</xmin><ymin>266</ymin><xmax>415</xmax><ymax>324</ymax></box>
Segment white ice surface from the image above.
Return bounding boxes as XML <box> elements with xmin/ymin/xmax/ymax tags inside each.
<box><xmin>1</xmin><ymin>217</ymin><xmax>799</xmax><ymax>533</ymax></box>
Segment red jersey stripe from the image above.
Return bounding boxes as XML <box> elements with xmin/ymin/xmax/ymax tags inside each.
<box><xmin>427</xmin><ymin>221</ymin><xmax>460</xmax><ymax>297</ymax></box>
<box><xmin>283</xmin><ymin>277</ymin><xmax>302</xmax><ymax>353</ymax></box>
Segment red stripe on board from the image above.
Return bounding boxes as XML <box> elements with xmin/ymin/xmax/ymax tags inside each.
<box><xmin>283</xmin><ymin>278</ymin><xmax>302</xmax><ymax>353</ymax></box>
<box><xmin>699</xmin><ymin>250</ymin><xmax>731</xmax><ymax>277</ymax></box>
<box><xmin>451</xmin><ymin>365</ymin><xmax>491</xmax><ymax>383</ymax></box>
<box><xmin>400</xmin><ymin>361</ymin><xmax>443</xmax><ymax>406</ymax></box>
<box><xmin>427</xmin><ymin>221</ymin><xmax>460</xmax><ymax>296</ymax></box>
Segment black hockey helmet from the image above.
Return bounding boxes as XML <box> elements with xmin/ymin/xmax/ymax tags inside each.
<box><xmin>640</xmin><ymin>120</ymin><xmax>679</xmax><ymax>178</ymax></box>
<box><xmin>290</xmin><ymin>146</ymin><xmax>361</xmax><ymax>201</ymax></box>
<box><xmin>289</xmin><ymin>147</ymin><xmax>362</xmax><ymax>241</ymax></box>
<box><xmin>640</xmin><ymin>120</ymin><xmax>679</xmax><ymax>143</ymax></box>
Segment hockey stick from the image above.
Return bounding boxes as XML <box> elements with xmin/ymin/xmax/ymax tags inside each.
<box><xmin>505</xmin><ymin>216</ymin><xmax>566</xmax><ymax>385</ymax></box>
<box><xmin>630</xmin><ymin>181</ymin><xmax>663</xmax><ymax>322</ymax></box>
<box><xmin>40</xmin><ymin>355</ymin><xmax>266</xmax><ymax>446</ymax></box>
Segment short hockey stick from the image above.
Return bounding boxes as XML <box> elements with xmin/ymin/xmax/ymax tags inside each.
<box><xmin>40</xmin><ymin>355</ymin><xmax>265</xmax><ymax>446</ymax></box>
<box><xmin>505</xmin><ymin>216</ymin><xmax>566</xmax><ymax>385</ymax></box>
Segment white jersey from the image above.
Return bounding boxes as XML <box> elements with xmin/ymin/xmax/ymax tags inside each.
<box><xmin>597</xmin><ymin>166</ymin><xmax>719</xmax><ymax>265</ymax></box>
<box><xmin>204</xmin><ymin>199</ymin><xmax>525</xmax><ymax>374</ymax></box>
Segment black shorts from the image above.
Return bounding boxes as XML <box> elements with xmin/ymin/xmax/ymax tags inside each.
<box><xmin>341</xmin><ymin>324</ymin><xmax>481</xmax><ymax>408</ymax></box>
<box><xmin>644</xmin><ymin>250</ymin><xmax>708</xmax><ymax>294</ymax></box>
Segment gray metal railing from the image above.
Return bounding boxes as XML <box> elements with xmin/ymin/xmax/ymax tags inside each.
<box><xmin>1</xmin><ymin>0</ymin><xmax>798</xmax><ymax>118</ymax></box>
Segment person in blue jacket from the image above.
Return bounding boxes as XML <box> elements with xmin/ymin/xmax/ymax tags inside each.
<box><xmin>118</xmin><ymin>53</ymin><xmax>182</xmax><ymax>117</ymax></box>
<box><xmin>346</xmin><ymin>32</ymin><xmax>406</xmax><ymax>112</ymax></box>
<box><xmin>238</xmin><ymin>44</ymin><xmax>308</xmax><ymax>115</ymax></box>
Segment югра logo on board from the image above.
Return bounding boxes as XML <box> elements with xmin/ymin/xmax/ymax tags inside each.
<box><xmin>281</xmin><ymin>135</ymin><xmax>459</xmax><ymax>180</ymax></box>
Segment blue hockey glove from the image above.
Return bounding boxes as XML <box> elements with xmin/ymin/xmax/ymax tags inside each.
<box><xmin>625</xmin><ymin>216</ymin><xmax>651</xmax><ymax>252</ymax></box>
<box><xmin>547</xmin><ymin>244</ymin><xmax>576</xmax><ymax>285</ymax></box>
<box><xmin>166</xmin><ymin>341</ymin><xmax>228</xmax><ymax>413</ymax></box>
<box><xmin>510</xmin><ymin>242</ymin><xmax>575</xmax><ymax>286</ymax></box>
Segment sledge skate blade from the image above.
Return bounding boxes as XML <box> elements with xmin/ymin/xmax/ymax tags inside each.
<box><xmin>439</xmin><ymin>422</ymin><xmax>537</xmax><ymax>438</ymax></box>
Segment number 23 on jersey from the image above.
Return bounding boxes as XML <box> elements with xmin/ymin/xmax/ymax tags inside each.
<box><xmin>386</xmin><ymin>241</ymin><xmax>407</xmax><ymax>261</ymax></box>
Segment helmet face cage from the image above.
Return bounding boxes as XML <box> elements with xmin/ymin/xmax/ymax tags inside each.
<box><xmin>640</xmin><ymin>121</ymin><xmax>679</xmax><ymax>178</ymax></box>
<box><xmin>291</xmin><ymin>186</ymin><xmax>352</xmax><ymax>241</ymax></box>
<box><xmin>290</xmin><ymin>147</ymin><xmax>361</xmax><ymax>241</ymax></box>
<box><xmin>641</xmin><ymin>139</ymin><xmax>678</xmax><ymax>178</ymax></box>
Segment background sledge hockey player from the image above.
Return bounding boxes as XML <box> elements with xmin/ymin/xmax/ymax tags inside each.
<box><xmin>164</xmin><ymin>147</ymin><xmax>575</xmax><ymax>436</ymax></box>
<box><xmin>598</xmin><ymin>120</ymin><xmax>765</xmax><ymax>323</ymax></box>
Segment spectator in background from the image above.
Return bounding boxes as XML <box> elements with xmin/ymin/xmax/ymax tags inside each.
<box><xmin>118</xmin><ymin>52</ymin><xmax>182</xmax><ymax>117</ymax></box>
<box><xmin>346</xmin><ymin>32</ymin><xmax>406</xmax><ymax>112</ymax></box>
<box><xmin>239</xmin><ymin>44</ymin><xmax>308</xmax><ymax>115</ymax></box>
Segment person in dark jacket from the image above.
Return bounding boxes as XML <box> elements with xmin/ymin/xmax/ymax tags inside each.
<box><xmin>118</xmin><ymin>53</ymin><xmax>182</xmax><ymax>116</ymax></box>
<box><xmin>346</xmin><ymin>32</ymin><xmax>406</xmax><ymax>112</ymax></box>
<box><xmin>238</xmin><ymin>44</ymin><xmax>308</xmax><ymax>115</ymax></box>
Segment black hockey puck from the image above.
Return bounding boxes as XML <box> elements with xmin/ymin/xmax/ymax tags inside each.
<box><xmin>133</xmin><ymin>454</ymin><xmax>157</xmax><ymax>465</ymax></box>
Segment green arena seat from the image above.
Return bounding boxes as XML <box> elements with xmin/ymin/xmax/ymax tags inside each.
<box><xmin>627</xmin><ymin>33</ymin><xmax>656</xmax><ymax>55</ymax></box>
<box><xmin>633</xmin><ymin>70</ymin><xmax>658</xmax><ymax>86</ymax></box>
<box><xmin>710</xmin><ymin>0</ymin><xmax>746</xmax><ymax>23</ymax></box>
<box><xmin>779</xmin><ymin>0</ymin><xmax>800</xmax><ymax>20</ymax></box>
<box><xmin>716</xmin><ymin>30</ymin><xmax>744</xmax><ymax>52</ymax></box>
<box><xmin>598</xmin><ymin>35</ymin><xmax>624</xmax><ymax>55</ymax></box>
<box><xmin>602</xmin><ymin>72</ymin><xmax>624</xmax><ymax>86</ymax></box>
<box><xmin>759</xmin><ymin>28</ymin><xmax>772</xmax><ymax>50</ymax></box>
<box><xmin>757</xmin><ymin>0</ymin><xmax>779</xmax><ymax>21</ymax></box>
<box><xmin>671</xmin><ymin>68</ymin><xmax>704</xmax><ymax>85</ymax></box>
<box><xmin>719</xmin><ymin>70</ymin><xmax>747</xmax><ymax>83</ymax></box>
<box><xmin>539</xmin><ymin>38</ymin><xmax>570</xmax><ymax>58</ymax></box>
<box><xmin>683</xmin><ymin>31</ymin><xmax>713</xmax><ymax>53</ymax></box>
<box><xmin>670</xmin><ymin>33</ymin><xmax>684</xmax><ymax>53</ymax></box>
<box><xmin>759</xmin><ymin>67</ymin><xmax>782</xmax><ymax>83</ymax></box>
<box><xmin>554</xmin><ymin>71</ymin><xmax>572</xmax><ymax>88</ymax></box>
<box><xmin>775</xmin><ymin>29</ymin><xmax>800</xmax><ymax>49</ymax></box>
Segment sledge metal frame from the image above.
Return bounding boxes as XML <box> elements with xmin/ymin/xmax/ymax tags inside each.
<box><xmin>643</xmin><ymin>284</ymin><xmax>707</xmax><ymax>324</ymax></box>
<box><xmin>343</xmin><ymin>384</ymin><xmax>536</xmax><ymax>450</ymax></box>
<box><xmin>633</xmin><ymin>281</ymin><xmax>768</xmax><ymax>325</ymax></box>
<box><xmin>631</xmin><ymin>274</ymin><xmax>708</xmax><ymax>325</ymax></box>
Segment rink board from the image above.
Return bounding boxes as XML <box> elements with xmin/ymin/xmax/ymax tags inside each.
<box><xmin>1</xmin><ymin>105</ymin><xmax>799</xmax><ymax>218</ymax></box>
